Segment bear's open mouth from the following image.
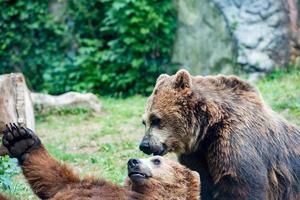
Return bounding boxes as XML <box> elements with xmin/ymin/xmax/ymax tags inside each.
<box><xmin>153</xmin><ymin>144</ymin><xmax>168</xmax><ymax>156</ymax></box>
<box><xmin>128</xmin><ymin>172</ymin><xmax>150</xmax><ymax>179</ymax></box>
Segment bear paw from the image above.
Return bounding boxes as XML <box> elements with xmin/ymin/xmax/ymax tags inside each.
<box><xmin>2</xmin><ymin>123</ymin><xmax>41</xmax><ymax>163</ymax></box>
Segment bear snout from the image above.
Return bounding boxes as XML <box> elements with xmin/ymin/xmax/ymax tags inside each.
<box><xmin>128</xmin><ymin>158</ymin><xmax>141</xmax><ymax>169</ymax></box>
<box><xmin>139</xmin><ymin>138</ymin><xmax>167</xmax><ymax>156</ymax></box>
<box><xmin>127</xmin><ymin>158</ymin><xmax>152</xmax><ymax>183</ymax></box>
<box><xmin>139</xmin><ymin>140</ymin><xmax>152</xmax><ymax>155</ymax></box>
<box><xmin>152</xmin><ymin>144</ymin><xmax>167</xmax><ymax>156</ymax></box>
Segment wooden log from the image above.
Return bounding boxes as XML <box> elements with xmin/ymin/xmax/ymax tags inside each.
<box><xmin>31</xmin><ymin>92</ymin><xmax>102</xmax><ymax>114</ymax></box>
<box><xmin>0</xmin><ymin>73</ymin><xmax>35</xmax><ymax>155</ymax></box>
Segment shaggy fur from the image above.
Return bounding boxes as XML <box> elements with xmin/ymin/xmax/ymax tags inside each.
<box><xmin>0</xmin><ymin>194</ymin><xmax>8</xmax><ymax>200</ymax></box>
<box><xmin>2</xmin><ymin>124</ymin><xmax>200</xmax><ymax>200</ymax></box>
<box><xmin>140</xmin><ymin>69</ymin><xmax>300</xmax><ymax>199</ymax></box>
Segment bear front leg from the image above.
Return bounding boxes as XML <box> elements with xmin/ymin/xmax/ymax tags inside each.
<box><xmin>2</xmin><ymin>123</ymin><xmax>41</xmax><ymax>163</ymax></box>
<box><xmin>2</xmin><ymin>124</ymin><xmax>80</xmax><ymax>199</ymax></box>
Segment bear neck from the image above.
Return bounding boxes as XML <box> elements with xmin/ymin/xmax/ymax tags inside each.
<box><xmin>131</xmin><ymin>181</ymin><xmax>196</xmax><ymax>200</ymax></box>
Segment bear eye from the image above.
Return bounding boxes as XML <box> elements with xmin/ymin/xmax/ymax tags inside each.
<box><xmin>151</xmin><ymin>116</ymin><xmax>161</xmax><ymax>127</ymax></box>
<box><xmin>142</xmin><ymin>120</ymin><xmax>146</xmax><ymax>127</ymax></box>
<box><xmin>152</xmin><ymin>158</ymin><xmax>161</xmax><ymax>166</ymax></box>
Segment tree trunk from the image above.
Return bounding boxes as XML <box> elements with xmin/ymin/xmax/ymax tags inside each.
<box><xmin>0</xmin><ymin>73</ymin><xmax>35</xmax><ymax>155</ymax></box>
<box><xmin>31</xmin><ymin>92</ymin><xmax>102</xmax><ymax>114</ymax></box>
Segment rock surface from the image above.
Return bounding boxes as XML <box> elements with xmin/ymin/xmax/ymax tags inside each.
<box><xmin>288</xmin><ymin>0</ymin><xmax>300</xmax><ymax>63</ymax></box>
<box><xmin>172</xmin><ymin>0</ymin><xmax>236</xmax><ymax>75</ymax></box>
<box><xmin>0</xmin><ymin>73</ymin><xmax>35</xmax><ymax>155</ymax></box>
<box><xmin>172</xmin><ymin>0</ymin><xmax>291</xmax><ymax>74</ymax></box>
<box><xmin>31</xmin><ymin>92</ymin><xmax>102</xmax><ymax>114</ymax></box>
<box><xmin>212</xmin><ymin>0</ymin><xmax>290</xmax><ymax>72</ymax></box>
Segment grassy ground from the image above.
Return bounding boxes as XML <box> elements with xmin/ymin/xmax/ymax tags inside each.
<box><xmin>1</xmin><ymin>70</ymin><xmax>300</xmax><ymax>199</ymax></box>
<box><xmin>257</xmin><ymin>70</ymin><xmax>300</xmax><ymax>124</ymax></box>
<box><xmin>2</xmin><ymin>96</ymin><xmax>149</xmax><ymax>199</ymax></box>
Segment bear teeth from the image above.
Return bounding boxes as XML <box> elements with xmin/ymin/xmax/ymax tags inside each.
<box><xmin>129</xmin><ymin>172</ymin><xmax>146</xmax><ymax>178</ymax></box>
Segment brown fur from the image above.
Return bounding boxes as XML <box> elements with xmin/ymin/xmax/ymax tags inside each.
<box><xmin>2</xmin><ymin>124</ymin><xmax>200</xmax><ymax>200</ymax></box>
<box><xmin>0</xmin><ymin>194</ymin><xmax>8</xmax><ymax>200</ymax></box>
<box><xmin>140</xmin><ymin>69</ymin><xmax>300</xmax><ymax>199</ymax></box>
<box><xmin>125</xmin><ymin>157</ymin><xmax>200</xmax><ymax>200</ymax></box>
<box><xmin>22</xmin><ymin>147</ymin><xmax>199</xmax><ymax>200</ymax></box>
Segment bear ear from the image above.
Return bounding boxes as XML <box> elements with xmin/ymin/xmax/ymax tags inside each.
<box><xmin>173</xmin><ymin>69</ymin><xmax>192</xmax><ymax>90</ymax></box>
<box><xmin>156</xmin><ymin>74</ymin><xmax>169</xmax><ymax>84</ymax></box>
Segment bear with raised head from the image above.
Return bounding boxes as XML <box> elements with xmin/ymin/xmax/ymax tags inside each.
<box><xmin>2</xmin><ymin>123</ymin><xmax>200</xmax><ymax>200</ymax></box>
<box><xmin>139</xmin><ymin>69</ymin><xmax>300</xmax><ymax>199</ymax></box>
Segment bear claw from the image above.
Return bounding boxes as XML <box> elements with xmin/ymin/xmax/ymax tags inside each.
<box><xmin>2</xmin><ymin>123</ymin><xmax>41</xmax><ymax>164</ymax></box>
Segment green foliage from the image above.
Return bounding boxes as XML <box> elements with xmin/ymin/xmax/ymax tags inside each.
<box><xmin>0</xmin><ymin>0</ymin><xmax>177</xmax><ymax>96</ymax></box>
<box><xmin>98</xmin><ymin>0</ymin><xmax>177</xmax><ymax>95</ymax></box>
<box><xmin>0</xmin><ymin>156</ymin><xmax>20</xmax><ymax>190</ymax></box>
<box><xmin>0</xmin><ymin>1</ymin><xmax>68</xmax><ymax>91</ymax></box>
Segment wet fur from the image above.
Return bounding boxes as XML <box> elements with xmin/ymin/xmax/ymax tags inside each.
<box><xmin>145</xmin><ymin>70</ymin><xmax>300</xmax><ymax>199</ymax></box>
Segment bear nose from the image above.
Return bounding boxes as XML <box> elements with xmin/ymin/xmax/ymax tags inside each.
<box><xmin>128</xmin><ymin>158</ymin><xmax>140</xmax><ymax>168</ymax></box>
<box><xmin>139</xmin><ymin>141</ymin><xmax>152</xmax><ymax>155</ymax></box>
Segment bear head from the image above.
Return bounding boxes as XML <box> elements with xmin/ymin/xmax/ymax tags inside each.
<box><xmin>126</xmin><ymin>156</ymin><xmax>200</xmax><ymax>199</ymax></box>
<box><xmin>139</xmin><ymin>69</ymin><xmax>203</xmax><ymax>156</ymax></box>
<box><xmin>139</xmin><ymin>69</ymin><xmax>259</xmax><ymax>156</ymax></box>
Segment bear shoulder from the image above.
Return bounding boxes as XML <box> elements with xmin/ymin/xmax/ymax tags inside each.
<box><xmin>195</xmin><ymin>74</ymin><xmax>258</xmax><ymax>94</ymax></box>
<box><xmin>164</xmin><ymin>69</ymin><xmax>258</xmax><ymax>95</ymax></box>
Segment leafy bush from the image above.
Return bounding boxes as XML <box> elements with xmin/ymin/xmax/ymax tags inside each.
<box><xmin>0</xmin><ymin>156</ymin><xmax>20</xmax><ymax>190</ymax></box>
<box><xmin>0</xmin><ymin>0</ymin><xmax>177</xmax><ymax>96</ymax></box>
<box><xmin>97</xmin><ymin>0</ymin><xmax>177</xmax><ymax>95</ymax></box>
<box><xmin>0</xmin><ymin>1</ymin><xmax>68</xmax><ymax>91</ymax></box>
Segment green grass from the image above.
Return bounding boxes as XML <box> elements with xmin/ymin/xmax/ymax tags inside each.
<box><xmin>1</xmin><ymin>96</ymin><xmax>149</xmax><ymax>199</ymax></box>
<box><xmin>257</xmin><ymin>70</ymin><xmax>300</xmax><ymax>126</ymax></box>
<box><xmin>38</xmin><ymin>96</ymin><xmax>148</xmax><ymax>182</ymax></box>
<box><xmin>1</xmin><ymin>70</ymin><xmax>300</xmax><ymax>199</ymax></box>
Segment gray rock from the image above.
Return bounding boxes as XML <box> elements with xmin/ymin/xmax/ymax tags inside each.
<box><xmin>172</xmin><ymin>0</ymin><xmax>236</xmax><ymax>75</ymax></box>
<box><xmin>247</xmin><ymin>72</ymin><xmax>265</xmax><ymax>83</ymax></box>
<box><xmin>172</xmin><ymin>0</ymin><xmax>291</xmax><ymax>74</ymax></box>
<box><xmin>212</xmin><ymin>0</ymin><xmax>290</xmax><ymax>72</ymax></box>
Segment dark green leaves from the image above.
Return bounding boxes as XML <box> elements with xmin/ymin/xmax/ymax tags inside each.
<box><xmin>0</xmin><ymin>156</ymin><xmax>20</xmax><ymax>190</ymax></box>
<box><xmin>0</xmin><ymin>0</ymin><xmax>177</xmax><ymax>96</ymax></box>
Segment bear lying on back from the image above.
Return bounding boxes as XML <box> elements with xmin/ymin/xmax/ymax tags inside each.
<box><xmin>139</xmin><ymin>69</ymin><xmax>300</xmax><ymax>199</ymax></box>
<box><xmin>2</xmin><ymin>124</ymin><xmax>200</xmax><ymax>200</ymax></box>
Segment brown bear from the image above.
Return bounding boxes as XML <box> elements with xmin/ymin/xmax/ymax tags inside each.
<box><xmin>139</xmin><ymin>69</ymin><xmax>300</xmax><ymax>199</ymax></box>
<box><xmin>0</xmin><ymin>194</ymin><xmax>8</xmax><ymax>200</ymax></box>
<box><xmin>2</xmin><ymin>123</ymin><xmax>200</xmax><ymax>200</ymax></box>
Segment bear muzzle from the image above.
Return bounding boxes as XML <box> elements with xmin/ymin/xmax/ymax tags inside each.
<box><xmin>139</xmin><ymin>141</ymin><xmax>152</xmax><ymax>155</ymax></box>
<box><xmin>139</xmin><ymin>139</ymin><xmax>168</xmax><ymax>156</ymax></box>
<box><xmin>127</xmin><ymin>158</ymin><xmax>151</xmax><ymax>183</ymax></box>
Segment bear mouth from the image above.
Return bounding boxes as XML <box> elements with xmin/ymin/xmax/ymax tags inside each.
<box><xmin>153</xmin><ymin>144</ymin><xmax>168</xmax><ymax>156</ymax></box>
<box><xmin>128</xmin><ymin>172</ymin><xmax>150</xmax><ymax>180</ymax></box>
